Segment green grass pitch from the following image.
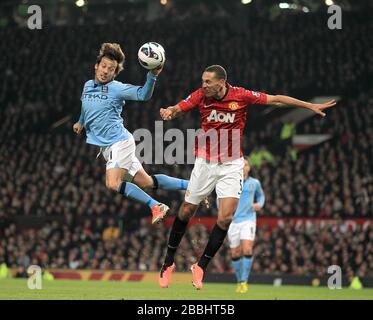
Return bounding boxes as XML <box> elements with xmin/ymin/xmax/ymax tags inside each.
<box><xmin>1</xmin><ymin>279</ymin><xmax>372</xmax><ymax>300</ymax></box>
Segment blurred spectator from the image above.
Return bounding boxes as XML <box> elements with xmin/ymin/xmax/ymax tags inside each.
<box><xmin>14</xmin><ymin>266</ymin><xmax>27</xmax><ymax>278</ymax></box>
<box><xmin>102</xmin><ymin>218</ymin><xmax>121</xmax><ymax>241</ymax></box>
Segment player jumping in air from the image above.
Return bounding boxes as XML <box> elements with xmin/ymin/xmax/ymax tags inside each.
<box><xmin>227</xmin><ymin>158</ymin><xmax>264</xmax><ymax>293</ymax></box>
<box><xmin>158</xmin><ymin>65</ymin><xmax>336</xmax><ymax>289</ymax></box>
<box><xmin>73</xmin><ymin>43</ymin><xmax>189</xmax><ymax>224</ymax></box>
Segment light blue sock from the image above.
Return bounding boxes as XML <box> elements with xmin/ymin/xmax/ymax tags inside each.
<box><xmin>241</xmin><ymin>256</ymin><xmax>253</xmax><ymax>283</ymax></box>
<box><xmin>153</xmin><ymin>174</ymin><xmax>188</xmax><ymax>190</ymax></box>
<box><xmin>118</xmin><ymin>182</ymin><xmax>158</xmax><ymax>208</ymax></box>
<box><xmin>231</xmin><ymin>258</ymin><xmax>242</xmax><ymax>283</ymax></box>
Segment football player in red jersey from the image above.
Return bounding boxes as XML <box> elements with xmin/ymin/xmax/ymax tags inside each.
<box><xmin>158</xmin><ymin>65</ymin><xmax>336</xmax><ymax>289</ymax></box>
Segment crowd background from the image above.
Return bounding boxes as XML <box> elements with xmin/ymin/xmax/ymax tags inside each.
<box><xmin>2</xmin><ymin>218</ymin><xmax>372</xmax><ymax>277</ymax></box>
<box><xmin>1</xmin><ymin>1</ymin><xmax>372</xmax><ymax>276</ymax></box>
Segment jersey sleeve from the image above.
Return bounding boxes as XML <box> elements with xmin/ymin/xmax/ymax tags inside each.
<box><xmin>242</xmin><ymin>89</ymin><xmax>268</xmax><ymax>105</ymax></box>
<box><xmin>117</xmin><ymin>83</ymin><xmax>140</xmax><ymax>101</ymax></box>
<box><xmin>78</xmin><ymin>108</ymin><xmax>85</xmax><ymax>125</ymax></box>
<box><xmin>78</xmin><ymin>82</ymin><xmax>87</xmax><ymax>125</ymax></box>
<box><xmin>254</xmin><ymin>180</ymin><xmax>265</xmax><ymax>207</ymax></box>
<box><xmin>117</xmin><ymin>72</ymin><xmax>157</xmax><ymax>101</ymax></box>
<box><xmin>177</xmin><ymin>89</ymin><xmax>202</xmax><ymax>112</ymax></box>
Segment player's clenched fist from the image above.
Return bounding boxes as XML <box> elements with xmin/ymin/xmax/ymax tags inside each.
<box><xmin>151</xmin><ymin>64</ymin><xmax>164</xmax><ymax>76</ymax></box>
<box><xmin>73</xmin><ymin>122</ymin><xmax>83</xmax><ymax>134</ymax></box>
<box><xmin>160</xmin><ymin>108</ymin><xmax>172</xmax><ymax>120</ymax></box>
<box><xmin>160</xmin><ymin>105</ymin><xmax>182</xmax><ymax>120</ymax></box>
<box><xmin>252</xmin><ymin>203</ymin><xmax>262</xmax><ymax>212</ymax></box>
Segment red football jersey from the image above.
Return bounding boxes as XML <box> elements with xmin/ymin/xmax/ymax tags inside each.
<box><xmin>178</xmin><ymin>84</ymin><xmax>267</xmax><ymax>162</ymax></box>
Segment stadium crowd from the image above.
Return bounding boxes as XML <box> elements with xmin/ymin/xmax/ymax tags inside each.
<box><xmin>1</xmin><ymin>10</ymin><xmax>372</xmax><ymax>220</ymax></box>
<box><xmin>1</xmin><ymin>4</ymin><xmax>372</xmax><ymax>275</ymax></box>
<box><xmin>254</xmin><ymin>91</ymin><xmax>373</xmax><ymax>218</ymax></box>
<box><xmin>1</xmin><ymin>218</ymin><xmax>372</xmax><ymax>277</ymax></box>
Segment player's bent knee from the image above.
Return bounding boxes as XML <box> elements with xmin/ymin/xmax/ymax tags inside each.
<box><xmin>231</xmin><ymin>248</ymin><xmax>241</xmax><ymax>259</ymax></box>
<box><xmin>137</xmin><ymin>180</ymin><xmax>153</xmax><ymax>190</ymax></box>
<box><xmin>179</xmin><ymin>202</ymin><xmax>197</xmax><ymax>221</ymax></box>
<box><xmin>143</xmin><ymin>178</ymin><xmax>155</xmax><ymax>189</ymax></box>
<box><xmin>179</xmin><ymin>208</ymin><xmax>194</xmax><ymax>221</ymax></box>
<box><xmin>106</xmin><ymin>179</ymin><xmax>121</xmax><ymax>192</ymax></box>
<box><xmin>217</xmin><ymin>216</ymin><xmax>233</xmax><ymax>230</ymax></box>
<box><xmin>133</xmin><ymin>172</ymin><xmax>154</xmax><ymax>190</ymax></box>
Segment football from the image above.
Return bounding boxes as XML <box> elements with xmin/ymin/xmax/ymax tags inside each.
<box><xmin>138</xmin><ymin>42</ymin><xmax>166</xmax><ymax>70</ymax></box>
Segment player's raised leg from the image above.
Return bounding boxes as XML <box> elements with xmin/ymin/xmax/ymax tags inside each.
<box><xmin>106</xmin><ymin>168</ymin><xmax>168</xmax><ymax>224</ymax></box>
<box><xmin>132</xmin><ymin>169</ymin><xmax>188</xmax><ymax>191</ymax></box>
<box><xmin>151</xmin><ymin>174</ymin><xmax>188</xmax><ymax>191</ymax></box>
<box><xmin>192</xmin><ymin>197</ymin><xmax>239</xmax><ymax>289</ymax></box>
<box><xmin>133</xmin><ymin>168</ymin><xmax>213</xmax><ymax>209</ymax></box>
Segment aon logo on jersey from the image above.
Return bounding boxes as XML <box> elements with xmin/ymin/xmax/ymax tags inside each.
<box><xmin>206</xmin><ymin>110</ymin><xmax>236</xmax><ymax>123</ymax></box>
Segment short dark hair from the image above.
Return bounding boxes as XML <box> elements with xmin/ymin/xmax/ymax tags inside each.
<box><xmin>96</xmin><ymin>43</ymin><xmax>125</xmax><ymax>76</ymax></box>
<box><xmin>204</xmin><ymin>65</ymin><xmax>227</xmax><ymax>81</ymax></box>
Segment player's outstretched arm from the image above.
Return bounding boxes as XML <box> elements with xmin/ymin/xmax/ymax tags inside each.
<box><xmin>133</xmin><ymin>65</ymin><xmax>164</xmax><ymax>101</ymax></box>
<box><xmin>160</xmin><ymin>105</ymin><xmax>183</xmax><ymax>121</ymax></box>
<box><xmin>253</xmin><ymin>181</ymin><xmax>265</xmax><ymax>212</ymax></box>
<box><xmin>73</xmin><ymin>110</ymin><xmax>84</xmax><ymax>135</ymax></box>
<box><xmin>267</xmin><ymin>95</ymin><xmax>336</xmax><ymax>117</ymax></box>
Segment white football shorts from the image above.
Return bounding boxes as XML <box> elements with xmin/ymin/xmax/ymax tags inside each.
<box><xmin>185</xmin><ymin>157</ymin><xmax>244</xmax><ymax>205</ymax></box>
<box><xmin>101</xmin><ymin>134</ymin><xmax>142</xmax><ymax>176</ymax></box>
<box><xmin>227</xmin><ymin>220</ymin><xmax>256</xmax><ymax>248</ymax></box>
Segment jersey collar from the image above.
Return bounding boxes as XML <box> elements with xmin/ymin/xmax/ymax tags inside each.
<box><xmin>93</xmin><ymin>79</ymin><xmax>113</xmax><ymax>86</ymax></box>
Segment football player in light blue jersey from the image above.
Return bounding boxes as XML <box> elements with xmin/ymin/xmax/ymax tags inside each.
<box><xmin>227</xmin><ymin>157</ymin><xmax>265</xmax><ymax>293</ymax></box>
<box><xmin>73</xmin><ymin>43</ymin><xmax>189</xmax><ymax>224</ymax></box>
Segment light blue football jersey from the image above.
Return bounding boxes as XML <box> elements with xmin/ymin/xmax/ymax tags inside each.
<box><xmin>232</xmin><ymin>177</ymin><xmax>265</xmax><ymax>223</ymax></box>
<box><xmin>78</xmin><ymin>72</ymin><xmax>157</xmax><ymax>147</ymax></box>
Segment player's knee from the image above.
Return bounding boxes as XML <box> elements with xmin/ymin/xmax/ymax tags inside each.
<box><xmin>179</xmin><ymin>208</ymin><xmax>193</xmax><ymax>221</ymax></box>
<box><xmin>137</xmin><ymin>178</ymin><xmax>153</xmax><ymax>190</ymax></box>
<box><xmin>106</xmin><ymin>179</ymin><xmax>121</xmax><ymax>192</ymax></box>
<box><xmin>133</xmin><ymin>173</ymin><xmax>154</xmax><ymax>190</ymax></box>
<box><xmin>217</xmin><ymin>215</ymin><xmax>233</xmax><ymax>230</ymax></box>
<box><xmin>231</xmin><ymin>248</ymin><xmax>241</xmax><ymax>260</ymax></box>
<box><xmin>145</xmin><ymin>175</ymin><xmax>156</xmax><ymax>189</ymax></box>
<box><xmin>243</xmin><ymin>246</ymin><xmax>253</xmax><ymax>256</ymax></box>
<box><xmin>178</xmin><ymin>202</ymin><xmax>196</xmax><ymax>221</ymax></box>
<box><xmin>232</xmin><ymin>254</ymin><xmax>241</xmax><ymax>260</ymax></box>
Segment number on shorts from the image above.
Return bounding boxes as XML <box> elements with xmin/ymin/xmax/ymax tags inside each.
<box><xmin>238</xmin><ymin>179</ymin><xmax>243</xmax><ymax>195</ymax></box>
